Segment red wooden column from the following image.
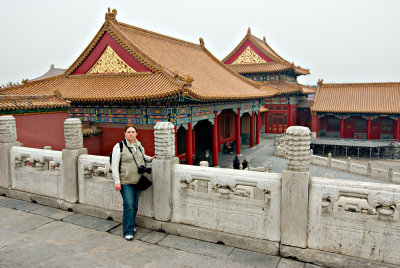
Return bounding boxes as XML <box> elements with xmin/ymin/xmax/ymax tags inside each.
<box><xmin>367</xmin><ymin>116</ymin><xmax>372</xmax><ymax>141</ymax></box>
<box><xmin>186</xmin><ymin>122</ymin><xmax>193</xmax><ymax>165</ymax></box>
<box><xmin>340</xmin><ymin>116</ymin><xmax>344</xmax><ymax>139</ymax></box>
<box><xmin>311</xmin><ymin>112</ymin><xmax>319</xmax><ymax>138</ymax></box>
<box><xmin>395</xmin><ymin>118</ymin><xmax>400</xmax><ymax>141</ymax></box>
<box><xmin>265</xmin><ymin>111</ymin><xmax>269</xmax><ymax>133</ymax></box>
<box><xmin>192</xmin><ymin>127</ymin><xmax>196</xmax><ymax>159</ymax></box>
<box><xmin>174</xmin><ymin>125</ymin><xmax>177</xmax><ymax>157</ymax></box>
<box><xmin>250</xmin><ymin>111</ymin><xmax>255</xmax><ymax>147</ymax></box>
<box><xmin>212</xmin><ymin>111</ymin><xmax>219</xmax><ymax>166</ymax></box>
<box><xmin>288</xmin><ymin>104</ymin><xmax>292</xmax><ymax>126</ymax></box>
<box><xmin>256</xmin><ymin>111</ymin><xmax>260</xmax><ymax>145</ymax></box>
<box><xmin>236</xmin><ymin>108</ymin><xmax>241</xmax><ymax>155</ymax></box>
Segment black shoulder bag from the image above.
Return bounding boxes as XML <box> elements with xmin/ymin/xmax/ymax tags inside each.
<box><xmin>123</xmin><ymin>140</ymin><xmax>152</xmax><ymax>190</ymax></box>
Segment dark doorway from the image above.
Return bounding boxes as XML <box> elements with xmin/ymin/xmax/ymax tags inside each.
<box><xmin>194</xmin><ymin>120</ymin><xmax>212</xmax><ymax>165</ymax></box>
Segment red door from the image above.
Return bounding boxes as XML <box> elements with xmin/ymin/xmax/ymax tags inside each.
<box><xmin>371</xmin><ymin>120</ymin><xmax>380</xmax><ymax>139</ymax></box>
<box><xmin>343</xmin><ymin>119</ymin><xmax>354</xmax><ymax>138</ymax></box>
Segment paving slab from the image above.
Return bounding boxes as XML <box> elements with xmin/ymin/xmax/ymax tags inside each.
<box><xmin>228</xmin><ymin>248</ymin><xmax>281</xmax><ymax>268</ymax></box>
<box><xmin>30</xmin><ymin>204</ymin><xmax>74</xmax><ymax>220</ymax></box>
<box><xmin>157</xmin><ymin>234</ymin><xmax>234</xmax><ymax>259</ymax></box>
<box><xmin>0</xmin><ymin>214</ymin><xmax>247</xmax><ymax>268</ymax></box>
<box><xmin>305</xmin><ymin>264</ymin><xmax>325</xmax><ymax>268</ymax></box>
<box><xmin>62</xmin><ymin>213</ymin><xmax>120</xmax><ymax>232</ymax></box>
<box><xmin>305</xmin><ymin>263</ymin><xmax>324</xmax><ymax>268</ymax></box>
<box><xmin>141</xmin><ymin>230</ymin><xmax>168</xmax><ymax>244</ymax></box>
<box><xmin>108</xmin><ymin>225</ymin><xmax>152</xmax><ymax>240</ymax></box>
<box><xmin>278</xmin><ymin>258</ymin><xmax>306</xmax><ymax>268</ymax></box>
<box><xmin>0</xmin><ymin>229</ymin><xmax>25</xmax><ymax>248</ymax></box>
<box><xmin>0</xmin><ymin>206</ymin><xmax>53</xmax><ymax>233</ymax></box>
<box><xmin>0</xmin><ymin>198</ymin><xmax>41</xmax><ymax>212</ymax></box>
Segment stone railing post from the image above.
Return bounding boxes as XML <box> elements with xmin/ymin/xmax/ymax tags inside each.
<box><xmin>0</xmin><ymin>116</ymin><xmax>20</xmax><ymax>188</ymax></box>
<box><xmin>62</xmin><ymin>118</ymin><xmax>87</xmax><ymax>202</ymax></box>
<box><xmin>152</xmin><ymin>122</ymin><xmax>179</xmax><ymax>221</ymax></box>
<box><xmin>281</xmin><ymin>126</ymin><xmax>311</xmax><ymax>248</ymax></box>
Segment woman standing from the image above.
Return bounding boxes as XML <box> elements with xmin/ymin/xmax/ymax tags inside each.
<box><xmin>111</xmin><ymin>124</ymin><xmax>155</xmax><ymax>241</ymax></box>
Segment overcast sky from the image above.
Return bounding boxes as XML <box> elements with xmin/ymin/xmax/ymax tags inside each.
<box><xmin>1</xmin><ymin>0</ymin><xmax>399</xmax><ymax>87</ymax></box>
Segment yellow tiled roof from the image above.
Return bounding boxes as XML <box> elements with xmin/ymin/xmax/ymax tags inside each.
<box><xmin>222</xmin><ymin>29</ymin><xmax>309</xmax><ymax>76</ymax></box>
<box><xmin>311</xmin><ymin>82</ymin><xmax>400</xmax><ymax>114</ymax></box>
<box><xmin>263</xmin><ymin>81</ymin><xmax>316</xmax><ymax>95</ymax></box>
<box><xmin>1</xmin><ymin>73</ymin><xmax>182</xmax><ymax>102</ymax></box>
<box><xmin>1</xmin><ymin>10</ymin><xmax>277</xmax><ymax>102</ymax></box>
<box><xmin>0</xmin><ymin>94</ymin><xmax>70</xmax><ymax>111</ymax></box>
<box><xmin>112</xmin><ymin>22</ymin><xmax>275</xmax><ymax>100</ymax></box>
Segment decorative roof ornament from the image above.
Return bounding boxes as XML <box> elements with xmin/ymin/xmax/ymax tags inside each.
<box><xmin>199</xmin><ymin>37</ymin><xmax>204</xmax><ymax>47</ymax></box>
<box><xmin>317</xmin><ymin>79</ymin><xmax>324</xmax><ymax>87</ymax></box>
<box><xmin>247</xmin><ymin>27</ymin><xmax>251</xmax><ymax>35</ymax></box>
<box><xmin>105</xmin><ymin>7</ymin><xmax>117</xmax><ymax>24</ymax></box>
<box><xmin>263</xmin><ymin>36</ymin><xmax>266</xmax><ymax>43</ymax></box>
<box><xmin>184</xmin><ymin>75</ymin><xmax>193</xmax><ymax>85</ymax></box>
<box><xmin>53</xmin><ymin>89</ymin><xmax>62</xmax><ymax>98</ymax></box>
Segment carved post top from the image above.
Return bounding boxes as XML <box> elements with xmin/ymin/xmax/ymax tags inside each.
<box><xmin>0</xmin><ymin>115</ymin><xmax>17</xmax><ymax>143</ymax></box>
<box><xmin>64</xmin><ymin>118</ymin><xmax>83</xmax><ymax>150</ymax></box>
<box><xmin>285</xmin><ymin>126</ymin><xmax>311</xmax><ymax>136</ymax></box>
<box><xmin>154</xmin><ymin>121</ymin><xmax>175</xmax><ymax>159</ymax></box>
<box><xmin>154</xmin><ymin>121</ymin><xmax>174</xmax><ymax>131</ymax></box>
<box><xmin>285</xmin><ymin>126</ymin><xmax>311</xmax><ymax>172</ymax></box>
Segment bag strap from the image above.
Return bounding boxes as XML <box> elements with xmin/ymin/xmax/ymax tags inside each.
<box><xmin>118</xmin><ymin>141</ymin><xmax>123</xmax><ymax>173</ymax></box>
<box><xmin>123</xmin><ymin>139</ymin><xmax>140</xmax><ymax>168</ymax></box>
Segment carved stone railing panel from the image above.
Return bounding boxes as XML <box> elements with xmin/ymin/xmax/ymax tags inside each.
<box><xmin>77</xmin><ymin>154</ymin><xmax>153</xmax><ymax>217</ymax></box>
<box><xmin>309</xmin><ymin>176</ymin><xmax>400</xmax><ymax>265</ymax></box>
<box><xmin>172</xmin><ymin>164</ymin><xmax>281</xmax><ymax>241</ymax></box>
<box><xmin>10</xmin><ymin>146</ymin><xmax>63</xmax><ymax>198</ymax></box>
<box><xmin>0</xmin><ymin>115</ymin><xmax>17</xmax><ymax>143</ymax></box>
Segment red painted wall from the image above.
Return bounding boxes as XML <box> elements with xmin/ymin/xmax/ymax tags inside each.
<box><xmin>99</xmin><ymin>126</ymin><xmax>155</xmax><ymax>157</ymax></box>
<box><xmin>14</xmin><ymin>112</ymin><xmax>67</xmax><ymax>150</ymax></box>
<box><xmin>83</xmin><ymin>136</ymin><xmax>101</xmax><ymax>155</ymax></box>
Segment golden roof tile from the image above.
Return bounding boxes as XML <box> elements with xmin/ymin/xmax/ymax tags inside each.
<box><xmin>1</xmin><ymin>73</ymin><xmax>183</xmax><ymax>102</ymax></box>
<box><xmin>311</xmin><ymin>82</ymin><xmax>400</xmax><ymax>114</ymax></box>
<box><xmin>0</xmin><ymin>94</ymin><xmax>70</xmax><ymax>111</ymax></box>
<box><xmin>56</xmin><ymin>10</ymin><xmax>277</xmax><ymax>102</ymax></box>
<box><xmin>112</xmin><ymin>22</ymin><xmax>275</xmax><ymax>100</ymax></box>
<box><xmin>263</xmin><ymin>80</ymin><xmax>316</xmax><ymax>95</ymax></box>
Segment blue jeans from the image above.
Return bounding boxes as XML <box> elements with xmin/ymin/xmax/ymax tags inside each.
<box><xmin>120</xmin><ymin>184</ymin><xmax>142</xmax><ymax>236</ymax></box>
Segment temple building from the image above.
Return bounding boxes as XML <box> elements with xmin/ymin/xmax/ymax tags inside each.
<box><xmin>310</xmin><ymin>81</ymin><xmax>400</xmax><ymax>141</ymax></box>
<box><xmin>0</xmin><ymin>9</ymin><xmax>276</xmax><ymax>166</ymax></box>
<box><xmin>222</xmin><ymin>28</ymin><xmax>315</xmax><ymax>134</ymax></box>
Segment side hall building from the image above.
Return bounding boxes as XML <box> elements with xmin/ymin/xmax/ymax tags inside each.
<box><xmin>0</xmin><ymin>9</ymin><xmax>277</xmax><ymax>166</ymax></box>
<box><xmin>310</xmin><ymin>81</ymin><xmax>400</xmax><ymax>141</ymax></box>
<box><xmin>222</xmin><ymin>28</ymin><xmax>316</xmax><ymax>135</ymax></box>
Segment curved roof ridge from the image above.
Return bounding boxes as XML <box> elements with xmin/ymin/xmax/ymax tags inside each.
<box><xmin>321</xmin><ymin>82</ymin><xmax>400</xmax><ymax>87</ymax></box>
<box><xmin>250</xmin><ymin>34</ymin><xmax>285</xmax><ymax>63</ymax></box>
<box><xmin>116</xmin><ymin>21</ymin><xmax>202</xmax><ymax>49</ymax></box>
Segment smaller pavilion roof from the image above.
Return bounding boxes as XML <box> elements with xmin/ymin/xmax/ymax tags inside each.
<box><xmin>223</xmin><ymin>29</ymin><xmax>309</xmax><ymax>76</ymax></box>
<box><xmin>263</xmin><ymin>80</ymin><xmax>316</xmax><ymax>95</ymax></box>
<box><xmin>30</xmin><ymin>64</ymin><xmax>66</xmax><ymax>81</ymax></box>
<box><xmin>0</xmin><ymin>94</ymin><xmax>70</xmax><ymax>112</ymax></box>
<box><xmin>311</xmin><ymin>82</ymin><xmax>400</xmax><ymax>114</ymax></box>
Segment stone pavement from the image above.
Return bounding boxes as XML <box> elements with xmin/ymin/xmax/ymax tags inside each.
<box><xmin>0</xmin><ymin>196</ymin><xmax>323</xmax><ymax>268</ymax></box>
<box><xmin>218</xmin><ymin>138</ymin><xmax>392</xmax><ymax>184</ymax></box>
